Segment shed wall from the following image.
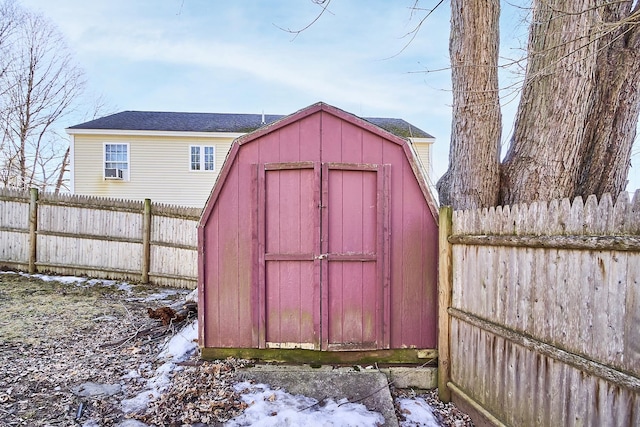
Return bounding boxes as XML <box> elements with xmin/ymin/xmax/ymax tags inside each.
<box><xmin>200</xmin><ymin>109</ymin><xmax>437</xmax><ymax>350</ymax></box>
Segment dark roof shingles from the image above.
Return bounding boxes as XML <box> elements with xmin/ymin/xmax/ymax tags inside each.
<box><xmin>68</xmin><ymin>110</ymin><xmax>433</xmax><ymax>139</ymax></box>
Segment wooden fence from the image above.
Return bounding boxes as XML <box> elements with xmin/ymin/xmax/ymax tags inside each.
<box><xmin>439</xmin><ymin>192</ymin><xmax>640</xmax><ymax>426</ymax></box>
<box><xmin>0</xmin><ymin>188</ymin><xmax>201</xmax><ymax>288</ymax></box>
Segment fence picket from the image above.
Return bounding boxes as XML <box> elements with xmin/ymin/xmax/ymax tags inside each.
<box><xmin>630</xmin><ymin>190</ymin><xmax>640</xmax><ymax>233</ymax></box>
<box><xmin>0</xmin><ymin>188</ymin><xmax>199</xmax><ymax>288</ymax></box>
<box><xmin>584</xmin><ymin>194</ymin><xmax>599</xmax><ymax>233</ymax></box>
<box><xmin>612</xmin><ymin>192</ymin><xmax>629</xmax><ymax>233</ymax></box>
<box><xmin>449</xmin><ymin>191</ymin><xmax>640</xmax><ymax>426</ymax></box>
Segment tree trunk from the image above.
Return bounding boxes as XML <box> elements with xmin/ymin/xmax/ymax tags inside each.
<box><xmin>54</xmin><ymin>146</ymin><xmax>70</xmax><ymax>193</ymax></box>
<box><xmin>497</xmin><ymin>1</ymin><xmax>640</xmax><ymax>206</ymax></box>
<box><xmin>437</xmin><ymin>0</ymin><xmax>501</xmax><ymax>210</ymax></box>
<box><xmin>441</xmin><ymin>1</ymin><xmax>640</xmax><ymax>210</ymax></box>
<box><xmin>1</xmin><ymin>6</ymin><xmax>84</xmax><ymax>190</ymax></box>
<box><xmin>499</xmin><ymin>0</ymin><xmax>600</xmax><ymax>205</ymax></box>
<box><xmin>575</xmin><ymin>2</ymin><xmax>640</xmax><ymax>198</ymax></box>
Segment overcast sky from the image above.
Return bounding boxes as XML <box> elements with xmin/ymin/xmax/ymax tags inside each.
<box><xmin>19</xmin><ymin>0</ymin><xmax>640</xmax><ymax>193</ymax></box>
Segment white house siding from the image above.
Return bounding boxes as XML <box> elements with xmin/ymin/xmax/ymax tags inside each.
<box><xmin>71</xmin><ymin>132</ymin><xmax>434</xmax><ymax>208</ymax></box>
<box><xmin>72</xmin><ymin>133</ymin><xmax>234</xmax><ymax>207</ymax></box>
<box><xmin>410</xmin><ymin>138</ymin><xmax>434</xmax><ymax>185</ymax></box>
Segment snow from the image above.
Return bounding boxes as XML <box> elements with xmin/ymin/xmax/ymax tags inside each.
<box><xmin>158</xmin><ymin>320</ymin><xmax>199</xmax><ymax>362</ymax></box>
<box><xmin>227</xmin><ymin>382</ymin><xmax>385</xmax><ymax>427</ymax></box>
<box><xmin>121</xmin><ymin>318</ymin><xmax>199</xmax><ymax>414</ymax></box>
<box><xmin>185</xmin><ymin>287</ymin><xmax>198</xmax><ymax>302</ymax></box>
<box><xmin>23</xmin><ymin>272</ymin><xmax>120</xmax><ymax>288</ymax></box>
<box><xmin>141</xmin><ymin>288</ymin><xmax>183</xmax><ymax>302</ymax></box>
<box><xmin>397</xmin><ymin>397</ymin><xmax>441</xmax><ymax>427</ymax></box>
<box><xmin>10</xmin><ymin>271</ymin><xmax>186</xmax><ymax>299</ymax></box>
<box><xmin>7</xmin><ymin>272</ymin><xmax>446</xmax><ymax>426</ymax></box>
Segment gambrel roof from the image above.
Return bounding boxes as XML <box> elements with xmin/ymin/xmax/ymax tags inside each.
<box><xmin>68</xmin><ymin>110</ymin><xmax>434</xmax><ymax>139</ymax></box>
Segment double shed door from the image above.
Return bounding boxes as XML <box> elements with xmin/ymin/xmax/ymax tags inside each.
<box><xmin>258</xmin><ymin>162</ymin><xmax>390</xmax><ymax>351</ymax></box>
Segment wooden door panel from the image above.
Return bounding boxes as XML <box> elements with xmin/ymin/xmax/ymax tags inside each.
<box><xmin>327</xmin><ymin>262</ymin><xmax>377</xmax><ymax>348</ymax></box>
<box><xmin>328</xmin><ymin>170</ymin><xmax>377</xmax><ymax>255</ymax></box>
<box><xmin>265</xmin><ymin>168</ymin><xmax>316</xmax><ymax>256</ymax></box>
<box><xmin>261</xmin><ymin>163</ymin><xmax>320</xmax><ymax>349</ymax></box>
<box><xmin>323</xmin><ymin>164</ymin><xmax>384</xmax><ymax>350</ymax></box>
<box><xmin>265</xmin><ymin>260</ymin><xmax>315</xmax><ymax>349</ymax></box>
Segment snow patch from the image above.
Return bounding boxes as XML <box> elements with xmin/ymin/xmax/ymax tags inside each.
<box><xmin>398</xmin><ymin>397</ymin><xmax>441</xmax><ymax>427</ymax></box>
<box><xmin>185</xmin><ymin>288</ymin><xmax>198</xmax><ymax>303</ymax></box>
<box><xmin>121</xmin><ymin>388</ymin><xmax>160</xmax><ymax>414</ymax></box>
<box><xmin>121</xmin><ymin>321</ymin><xmax>198</xmax><ymax>415</ymax></box>
<box><xmin>158</xmin><ymin>321</ymin><xmax>198</xmax><ymax>362</ymax></box>
<box><xmin>227</xmin><ymin>382</ymin><xmax>385</xmax><ymax>426</ymax></box>
<box><xmin>142</xmin><ymin>289</ymin><xmax>182</xmax><ymax>302</ymax></box>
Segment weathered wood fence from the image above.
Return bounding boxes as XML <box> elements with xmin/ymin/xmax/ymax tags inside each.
<box><xmin>0</xmin><ymin>188</ymin><xmax>200</xmax><ymax>288</ymax></box>
<box><xmin>439</xmin><ymin>192</ymin><xmax>640</xmax><ymax>426</ymax></box>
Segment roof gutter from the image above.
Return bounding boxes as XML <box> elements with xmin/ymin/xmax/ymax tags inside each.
<box><xmin>65</xmin><ymin>128</ymin><xmax>247</xmax><ymax>139</ymax></box>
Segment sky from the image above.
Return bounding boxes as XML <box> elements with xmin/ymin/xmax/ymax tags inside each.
<box><xmin>18</xmin><ymin>0</ymin><xmax>640</xmax><ymax>193</ymax></box>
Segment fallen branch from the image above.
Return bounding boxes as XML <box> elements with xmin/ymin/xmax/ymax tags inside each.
<box><xmin>147</xmin><ymin>302</ymin><xmax>197</xmax><ymax>326</ymax></box>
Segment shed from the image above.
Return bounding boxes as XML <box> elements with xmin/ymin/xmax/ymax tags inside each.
<box><xmin>198</xmin><ymin>102</ymin><xmax>439</xmax><ymax>363</ymax></box>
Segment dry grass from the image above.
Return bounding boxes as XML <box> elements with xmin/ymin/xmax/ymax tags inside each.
<box><xmin>0</xmin><ymin>272</ymin><xmax>473</xmax><ymax>427</ymax></box>
<box><xmin>0</xmin><ymin>273</ymin><xmax>132</xmax><ymax>344</ymax></box>
<box><xmin>0</xmin><ymin>271</ymin><xmax>191</xmax><ymax>426</ymax></box>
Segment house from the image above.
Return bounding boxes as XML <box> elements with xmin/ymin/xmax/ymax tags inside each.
<box><xmin>66</xmin><ymin>108</ymin><xmax>435</xmax><ymax>207</ymax></box>
<box><xmin>198</xmin><ymin>102</ymin><xmax>439</xmax><ymax>363</ymax></box>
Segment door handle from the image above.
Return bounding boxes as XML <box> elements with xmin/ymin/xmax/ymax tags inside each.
<box><xmin>315</xmin><ymin>253</ymin><xmax>328</xmax><ymax>260</ymax></box>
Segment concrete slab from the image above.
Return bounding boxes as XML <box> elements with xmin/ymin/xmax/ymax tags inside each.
<box><xmin>382</xmin><ymin>366</ymin><xmax>438</xmax><ymax>390</ymax></box>
<box><xmin>239</xmin><ymin>365</ymin><xmax>399</xmax><ymax>426</ymax></box>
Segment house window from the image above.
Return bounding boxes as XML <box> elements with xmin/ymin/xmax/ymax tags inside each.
<box><xmin>104</xmin><ymin>143</ymin><xmax>129</xmax><ymax>180</ymax></box>
<box><xmin>190</xmin><ymin>146</ymin><xmax>215</xmax><ymax>171</ymax></box>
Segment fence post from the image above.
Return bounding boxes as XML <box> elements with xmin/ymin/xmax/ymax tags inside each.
<box><xmin>141</xmin><ymin>198</ymin><xmax>152</xmax><ymax>283</ymax></box>
<box><xmin>28</xmin><ymin>188</ymin><xmax>39</xmax><ymax>274</ymax></box>
<box><xmin>438</xmin><ymin>205</ymin><xmax>453</xmax><ymax>402</ymax></box>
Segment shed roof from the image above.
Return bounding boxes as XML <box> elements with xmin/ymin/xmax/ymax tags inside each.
<box><xmin>67</xmin><ymin>110</ymin><xmax>434</xmax><ymax>139</ymax></box>
<box><xmin>202</xmin><ymin>102</ymin><xmax>439</xmax><ymax>223</ymax></box>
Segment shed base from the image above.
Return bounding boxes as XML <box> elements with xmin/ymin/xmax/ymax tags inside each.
<box><xmin>200</xmin><ymin>347</ymin><xmax>437</xmax><ymax>365</ymax></box>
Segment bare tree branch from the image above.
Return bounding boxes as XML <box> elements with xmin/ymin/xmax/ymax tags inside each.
<box><xmin>274</xmin><ymin>0</ymin><xmax>334</xmax><ymax>41</ymax></box>
<box><xmin>0</xmin><ymin>1</ymin><xmax>85</xmax><ymax>190</ymax></box>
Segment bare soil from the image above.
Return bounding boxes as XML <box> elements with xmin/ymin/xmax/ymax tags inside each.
<box><xmin>0</xmin><ymin>271</ymin><xmax>473</xmax><ymax>427</ymax></box>
<box><xmin>0</xmin><ymin>271</ymin><xmax>247</xmax><ymax>426</ymax></box>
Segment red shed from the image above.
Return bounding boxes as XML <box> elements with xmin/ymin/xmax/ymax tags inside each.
<box><xmin>198</xmin><ymin>103</ymin><xmax>439</xmax><ymax>363</ymax></box>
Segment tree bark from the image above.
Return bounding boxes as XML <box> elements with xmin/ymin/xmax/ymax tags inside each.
<box><xmin>497</xmin><ymin>1</ymin><xmax>640</xmax><ymax>206</ymax></box>
<box><xmin>54</xmin><ymin>146</ymin><xmax>70</xmax><ymax>193</ymax></box>
<box><xmin>500</xmin><ymin>0</ymin><xmax>600</xmax><ymax>205</ymax></box>
<box><xmin>437</xmin><ymin>0</ymin><xmax>501</xmax><ymax>210</ymax></box>
<box><xmin>575</xmin><ymin>2</ymin><xmax>640</xmax><ymax>198</ymax></box>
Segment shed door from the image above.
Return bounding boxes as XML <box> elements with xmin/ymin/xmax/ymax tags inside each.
<box><xmin>321</xmin><ymin>163</ymin><xmax>390</xmax><ymax>351</ymax></box>
<box><xmin>258</xmin><ymin>162</ymin><xmax>389</xmax><ymax>351</ymax></box>
<box><xmin>260</xmin><ymin>162</ymin><xmax>321</xmax><ymax>350</ymax></box>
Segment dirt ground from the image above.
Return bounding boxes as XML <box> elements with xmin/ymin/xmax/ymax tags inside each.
<box><xmin>0</xmin><ymin>271</ymin><xmax>473</xmax><ymax>427</ymax></box>
<box><xmin>0</xmin><ymin>271</ymin><xmax>247</xmax><ymax>426</ymax></box>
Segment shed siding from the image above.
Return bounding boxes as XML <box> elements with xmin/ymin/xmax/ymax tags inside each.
<box><xmin>200</xmin><ymin>105</ymin><xmax>438</xmax><ymax>351</ymax></box>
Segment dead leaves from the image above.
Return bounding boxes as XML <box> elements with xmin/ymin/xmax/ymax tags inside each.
<box><xmin>133</xmin><ymin>358</ymin><xmax>250</xmax><ymax>425</ymax></box>
<box><xmin>0</xmin><ymin>274</ymin><xmax>193</xmax><ymax>426</ymax></box>
<box><xmin>147</xmin><ymin>306</ymin><xmax>181</xmax><ymax>325</ymax></box>
<box><xmin>147</xmin><ymin>302</ymin><xmax>197</xmax><ymax>326</ymax></box>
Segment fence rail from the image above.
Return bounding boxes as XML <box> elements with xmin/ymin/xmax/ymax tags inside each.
<box><xmin>440</xmin><ymin>191</ymin><xmax>640</xmax><ymax>426</ymax></box>
<box><xmin>0</xmin><ymin>188</ymin><xmax>201</xmax><ymax>288</ymax></box>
